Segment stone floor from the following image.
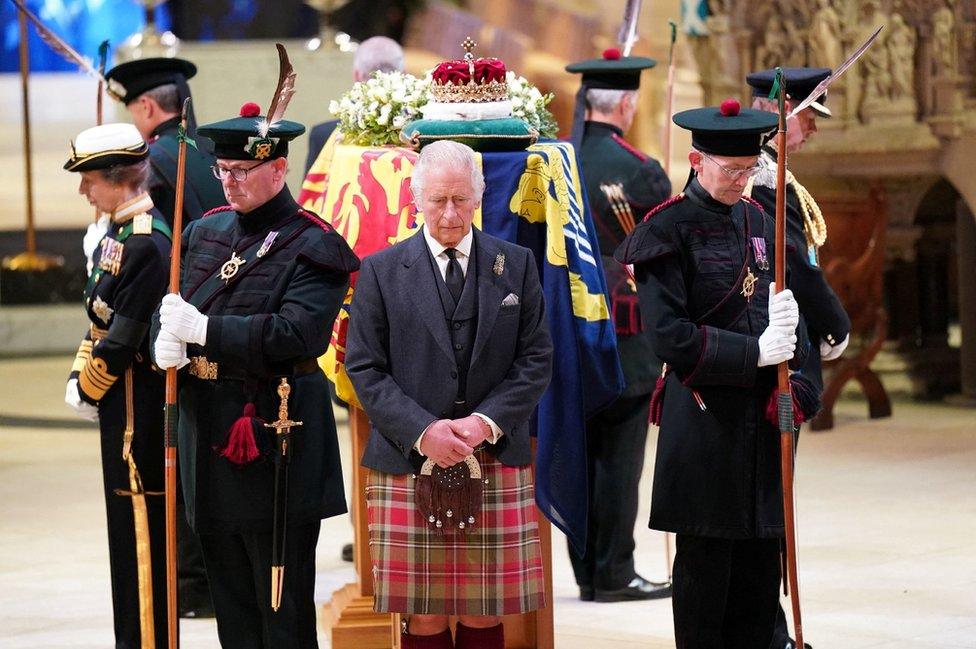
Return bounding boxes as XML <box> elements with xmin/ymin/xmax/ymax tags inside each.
<box><xmin>0</xmin><ymin>356</ymin><xmax>974</xmax><ymax>648</ymax></box>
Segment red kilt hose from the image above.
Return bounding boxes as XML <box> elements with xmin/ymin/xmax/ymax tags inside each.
<box><xmin>366</xmin><ymin>448</ymin><xmax>546</xmax><ymax>616</ymax></box>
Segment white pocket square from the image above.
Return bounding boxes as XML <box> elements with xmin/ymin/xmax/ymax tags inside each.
<box><xmin>501</xmin><ymin>293</ymin><xmax>520</xmax><ymax>306</ymax></box>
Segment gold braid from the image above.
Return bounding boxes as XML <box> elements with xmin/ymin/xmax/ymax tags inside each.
<box><xmin>792</xmin><ymin>176</ymin><xmax>827</xmax><ymax>249</ymax></box>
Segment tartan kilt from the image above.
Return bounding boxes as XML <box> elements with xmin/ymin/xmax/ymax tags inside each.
<box><xmin>365</xmin><ymin>448</ymin><xmax>546</xmax><ymax>616</ymax></box>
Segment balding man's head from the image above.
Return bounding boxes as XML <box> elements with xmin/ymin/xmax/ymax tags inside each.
<box><xmin>353</xmin><ymin>36</ymin><xmax>405</xmax><ymax>81</ymax></box>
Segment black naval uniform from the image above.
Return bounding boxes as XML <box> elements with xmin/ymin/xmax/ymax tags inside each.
<box><xmin>749</xmin><ymin>146</ymin><xmax>850</xmax><ymax>392</ymax></box>
<box><xmin>615</xmin><ymin>178</ymin><xmax>809</xmax><ymax>649</ymax></box>
<box><xmin>569</xmin><ymin>120</ymin><xmax>671</xmax><ymax>595</ymax></box>
<box><xmin>147</xmin><ymin>116</ymin><xmax>226</xmax><ymax>229</ymax></box>
<box><xmin>69</xmin><ymin>194</ymin><xmax>172</xmax><ymax>649</ymax></box>
<box><xmin>155</xmin><ymin>186</ymin><xmax>359</xmax><ymax>648</ymax></box>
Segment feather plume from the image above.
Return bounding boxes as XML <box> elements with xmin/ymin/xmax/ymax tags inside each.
<box><xmin>10</xmin><ymin>0</ymin><xmax>111</xmax><ymax>88</ymax></box>
<box><xmin>617</xmin><ymin>0</ymin><xmax>642</xmax><ymax>57</ymax></box>
<box><xmin>257</xmin><ymin>43</ymin><xmax>297</xmax><ymax>138</ymax></box>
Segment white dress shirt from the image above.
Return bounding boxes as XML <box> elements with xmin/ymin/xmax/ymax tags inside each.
<box><xmin>423</xmin><ymin>223</ymin><xmax>473</xmax><ymax>280</ymax></box>
<box><xmin>413</xmin><ymin>226</ymin><xmax>503</xmax><ymax>453</ymax></box>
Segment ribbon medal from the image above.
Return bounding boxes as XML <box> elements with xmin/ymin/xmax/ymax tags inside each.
<box><xmin>257</xmin><ymin>231</ymin><xmax>279</xmax><ymax>258</ymax></box>
<box><xmin>752</xmin><ymin>237</ymin><xmax>770</xmax><ymax>271</ymax></box>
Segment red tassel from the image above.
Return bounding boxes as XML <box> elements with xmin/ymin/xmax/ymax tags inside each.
<box><xmin>648</xmin><ymin>365</ymin><xmax>668</xmax><ymax>426</ymax></box>
<box><xmin>765</xmin><ymin>387</ymin><xmax>806</xmax><ymax>428</ymax></box>
<box><xmin>219</xmin><ymin>403</ymin><xmax>264</xmax><ymax>465</ymax></box>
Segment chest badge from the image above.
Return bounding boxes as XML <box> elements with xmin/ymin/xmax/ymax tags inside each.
<box><xmin>220</xmin><ymin>251</ymin><xmax>247</xmax><ymax>282</ymax></box>
<box><xmin>91</xmin><ymin>296</ymin><xmax>114</xmax><ymax>324</ymax></box>
<box><xmin>741</xmin><ymin>269</ymin><xmax>757</xmax><ymax>301</ymax></box>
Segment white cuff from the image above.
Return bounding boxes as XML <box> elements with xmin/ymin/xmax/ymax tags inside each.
<box><xmin>473</xmin><ymin>412</ymin><xmax>503</xmax><ymax>444</ymax></box>
<box><xmin>414</xmin><ymin>421</ymin><xmax>435</xmax><ymax>453</ymax></box>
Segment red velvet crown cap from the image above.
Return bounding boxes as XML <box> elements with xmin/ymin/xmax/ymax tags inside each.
<box><xmin>431</xmin><ymin>58</ymin><xmax>507</xmax><ymax>86</ymax></box>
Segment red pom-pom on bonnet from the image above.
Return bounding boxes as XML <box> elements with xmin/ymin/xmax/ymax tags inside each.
<box><xmin>602</xmin><ymin>47</ymin><xmax>622</xmax><ymax>61</ymax></box>
<box><xmin>719</xmin><ymin>98</ymin><xmax>741</xmax><ymax>116</ymax></box>
<box><xmin>240</xmin><ymin>102</ymin><xmax>261</xmax><ymax>118</ymax></box>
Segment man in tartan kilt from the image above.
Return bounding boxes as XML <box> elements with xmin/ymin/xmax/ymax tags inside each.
<box><xmin>345</xmin><ymin>140</ymin><xmax>553</xmax><ymax>649</ymax></box>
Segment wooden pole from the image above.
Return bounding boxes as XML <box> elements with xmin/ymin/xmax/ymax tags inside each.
<box><xmin>3</xmin><ymin>8</ymin><xmax>63</xmax><ymax>272</ymax></box>
<box><xmin>18</xmin><ymin>12</ymin><xmax>36</xmax><ymax>258</ymax></box>
<box><xmin>163</xmin><ymin>97</ymin><xmax>191</xmax><ymax>649</ymax></box>
<box><xmin>773</xmin><ymin>68</ymin><xmax>804</xmax><ymax>648</ymax></box>
<box><xmin>661</xmin><ymin>19</ymin><xmax>678</xmax><ymax>581</ymax></box>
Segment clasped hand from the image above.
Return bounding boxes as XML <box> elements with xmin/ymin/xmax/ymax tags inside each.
<box><xmin>758</xmin><ymin>282</ymin><xmax>800</xmax><ymax>367</ymax></box>
<box><xmin>419</xmin><ymin>416</ymin><xmax>490</xmax><ymax>468</ymax></box>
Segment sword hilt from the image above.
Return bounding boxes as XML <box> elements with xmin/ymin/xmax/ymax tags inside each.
<box><xmin>264</xmin><ymin>377</ymin><xmax>303</xmax><ymax>436</ymax></box>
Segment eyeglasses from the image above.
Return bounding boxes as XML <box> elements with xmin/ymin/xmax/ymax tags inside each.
<box><xmin>698</xmin><ymin>151</ymin><xmax>762</xmax><ymax>180</ymax></box>
<box><xmin>211</xmin><ymin>159</ymin><xmax>271</xmax><ymax>182</ymax></box>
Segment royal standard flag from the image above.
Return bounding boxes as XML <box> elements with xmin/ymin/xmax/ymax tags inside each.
<box><xmin>299</xmin><ymin>140</ymin><xmax>624</xmax><ymax>552</ymax></box>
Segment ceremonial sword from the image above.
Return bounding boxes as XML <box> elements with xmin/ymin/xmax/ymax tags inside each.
<box><xmin>265</xmin><ymin>377</ymin><xmax>303</xmax><ymax>611</ymax></box>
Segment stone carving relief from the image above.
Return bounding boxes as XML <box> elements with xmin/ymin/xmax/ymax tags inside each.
<box><xmin>690</xmin><ymin>0</ymin><xmax>973</xmax><ymax>134</ymax></box>
<box><xmin>809</xmin><ymin>0</ymin><xmax>844</xmax><ymax>67</ymax></box>
<box><xmin>888</xmin><ymin>13</ymin><xmax>916</xmax><ymax>102</ymax></box>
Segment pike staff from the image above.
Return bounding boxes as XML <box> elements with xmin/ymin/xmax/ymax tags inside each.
<box><xmin>164</xmin><ymin>96</ymin><xmax>192</xmax><ymax>649</ymax></box>
<box><xmin>772</xmin><ymin>67</ymin><xmax>804</xmax><ymax>648</ymax></box>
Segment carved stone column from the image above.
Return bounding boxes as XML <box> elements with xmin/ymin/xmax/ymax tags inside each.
<box><xmin>955</xmin><ymin>200</ymin><xmax>976</xmax><ymax>401</ymax></box>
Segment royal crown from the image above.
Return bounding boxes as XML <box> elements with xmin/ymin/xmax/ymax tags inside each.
<box><xmin>429</xmin><ymin>37</ymin><xmax>508</xmax><ymax>104</ymax></box>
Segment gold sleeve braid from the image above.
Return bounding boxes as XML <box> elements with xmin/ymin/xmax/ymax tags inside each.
<box><xmin>71</xmin><ymin>339</ymin><xmax>93</xmax><ymax>374</ymax></box>
<box><xmin>79</xmin><ymin>356</ymin><xmax>119</xmax><ymax>402</ymax></box>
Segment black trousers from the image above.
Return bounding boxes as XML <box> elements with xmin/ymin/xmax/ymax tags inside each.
<box><xmin>199</xmin><ymin>521</ymin><xmax>321</xmax><ymax>649</ymax></box>
<box><xmin>672</xmin><ymin>534</ymin><xmax>781</xmax><ymax>649</ymax></box>
<box><xmin>568</xmin><ymin>392</ymin><xmax>651</xmax><ymax>590</ymax></box>
<box><xmin>98</xmin><ymin>366</ymin><xmax>168</xmax><ymax>649</ymax></box>
<box><xmin>177</xmin><ymin>490</ymin><xmax>212</xmax><ymax>610</ymax></box>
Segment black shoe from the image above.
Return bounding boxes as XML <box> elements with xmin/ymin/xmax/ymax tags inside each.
<box><xmin>178</xmin><ymin>596</ymin><xmax>215</xmax><ymax>619</ymax></box>
<box><xmin>594</xmin><ymin>575</ymin><xmax>672</xmax><ymax>602</ymax></box>
<box><xmin>579</xmin><ymin>585</ymin><xmax>595</xmax><ymax>601</ymax></box>
<box><xmin>341</xmin><ymin>542</ymin><xmax>353</xmax><ymax>562</ymax></box>
<box><xmin>783</xmin><ymin>641</ymin><xmax>813</xmax><ymax>649</ymax></box>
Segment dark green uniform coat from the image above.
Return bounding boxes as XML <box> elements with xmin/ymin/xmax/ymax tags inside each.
<box><xmin>749</xmin><ymin>147</ymin><xmax>850</xmax><ymax>391</ymax></box>
<box><xmin>147</xmin><ymin>116</ymin><xmax>226</xmax><ymax>228</ymax></box>
<box><xmin>581</xmin><ymin>121</ymin><xmax>671</xmax><ymax>396</ymax></box>
<box><xmin>615</xmin><ymin>178</ymin><xmax>809</xmax><ymax>539</ymax></box>
<box><xmin>568</xmin><ymin>121</ymin><xmax>672</xmax><ymax>593</ymax></box>
<box><xmin>155</xmin><ymin>187</ymin><xmax>359</xmax><ymax>535</ymax></box>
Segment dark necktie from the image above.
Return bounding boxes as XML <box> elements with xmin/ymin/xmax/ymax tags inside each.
<box><xmin>444</xmin><ymin>247</ymin><xmax>464</xmax><ymax>304</ymax></box>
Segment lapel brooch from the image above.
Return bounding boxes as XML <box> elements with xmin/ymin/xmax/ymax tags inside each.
<box><xmin>493</xmin><ymin>252</ymin><xmax>505</xmax><ymax>276</ymax></box>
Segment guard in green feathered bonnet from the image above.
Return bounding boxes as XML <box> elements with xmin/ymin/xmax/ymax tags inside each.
<box><xmin>151</xmin><ymin>94</ymin><xmax>359</xmax><ymax>647</ymax></box>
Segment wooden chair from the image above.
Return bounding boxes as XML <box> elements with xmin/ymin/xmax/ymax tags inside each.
<box><xmin>811</xmin><ymin>182</ymin><xmax>893</xmax><ymax>430</ymax></box>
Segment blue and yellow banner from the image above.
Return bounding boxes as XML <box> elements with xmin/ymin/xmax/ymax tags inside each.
<box><xmin>299</xmin><ymin>140</ymin><xmax>624</xmax><ymax>552</ymax></box>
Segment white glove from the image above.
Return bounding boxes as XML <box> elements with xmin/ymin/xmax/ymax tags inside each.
<box><xmin>758</xmin><ymin>326</ymin><xmax>797</xmax><ymax>367</ymax></box>
<box><xmin>820</xmin><ymin>333</ymin><xmax>850</xmax><ymax>361</ymax></box>
<box><xmin>64</xmin><ymin>378</ymin><xmax>99</xmax><ymax>421</ymax></box>
<box><xmin>154</xmin><ymin>329</ymin><xmax>190</xmax><ymax>370</ymax></box>
<box><xmin>159</xmin><ymin>293</ymin><xmax>208</xmax><ymax>345</ymax></box>
<box><xmin>83</xmin><ymin>213</ymin><xmax>110</xmax><ymax>276</ymax></box>
<box><xmin>767</xmin><ymin>283</ymin><xmax>799</xmax><ymax>332</ymax></box>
